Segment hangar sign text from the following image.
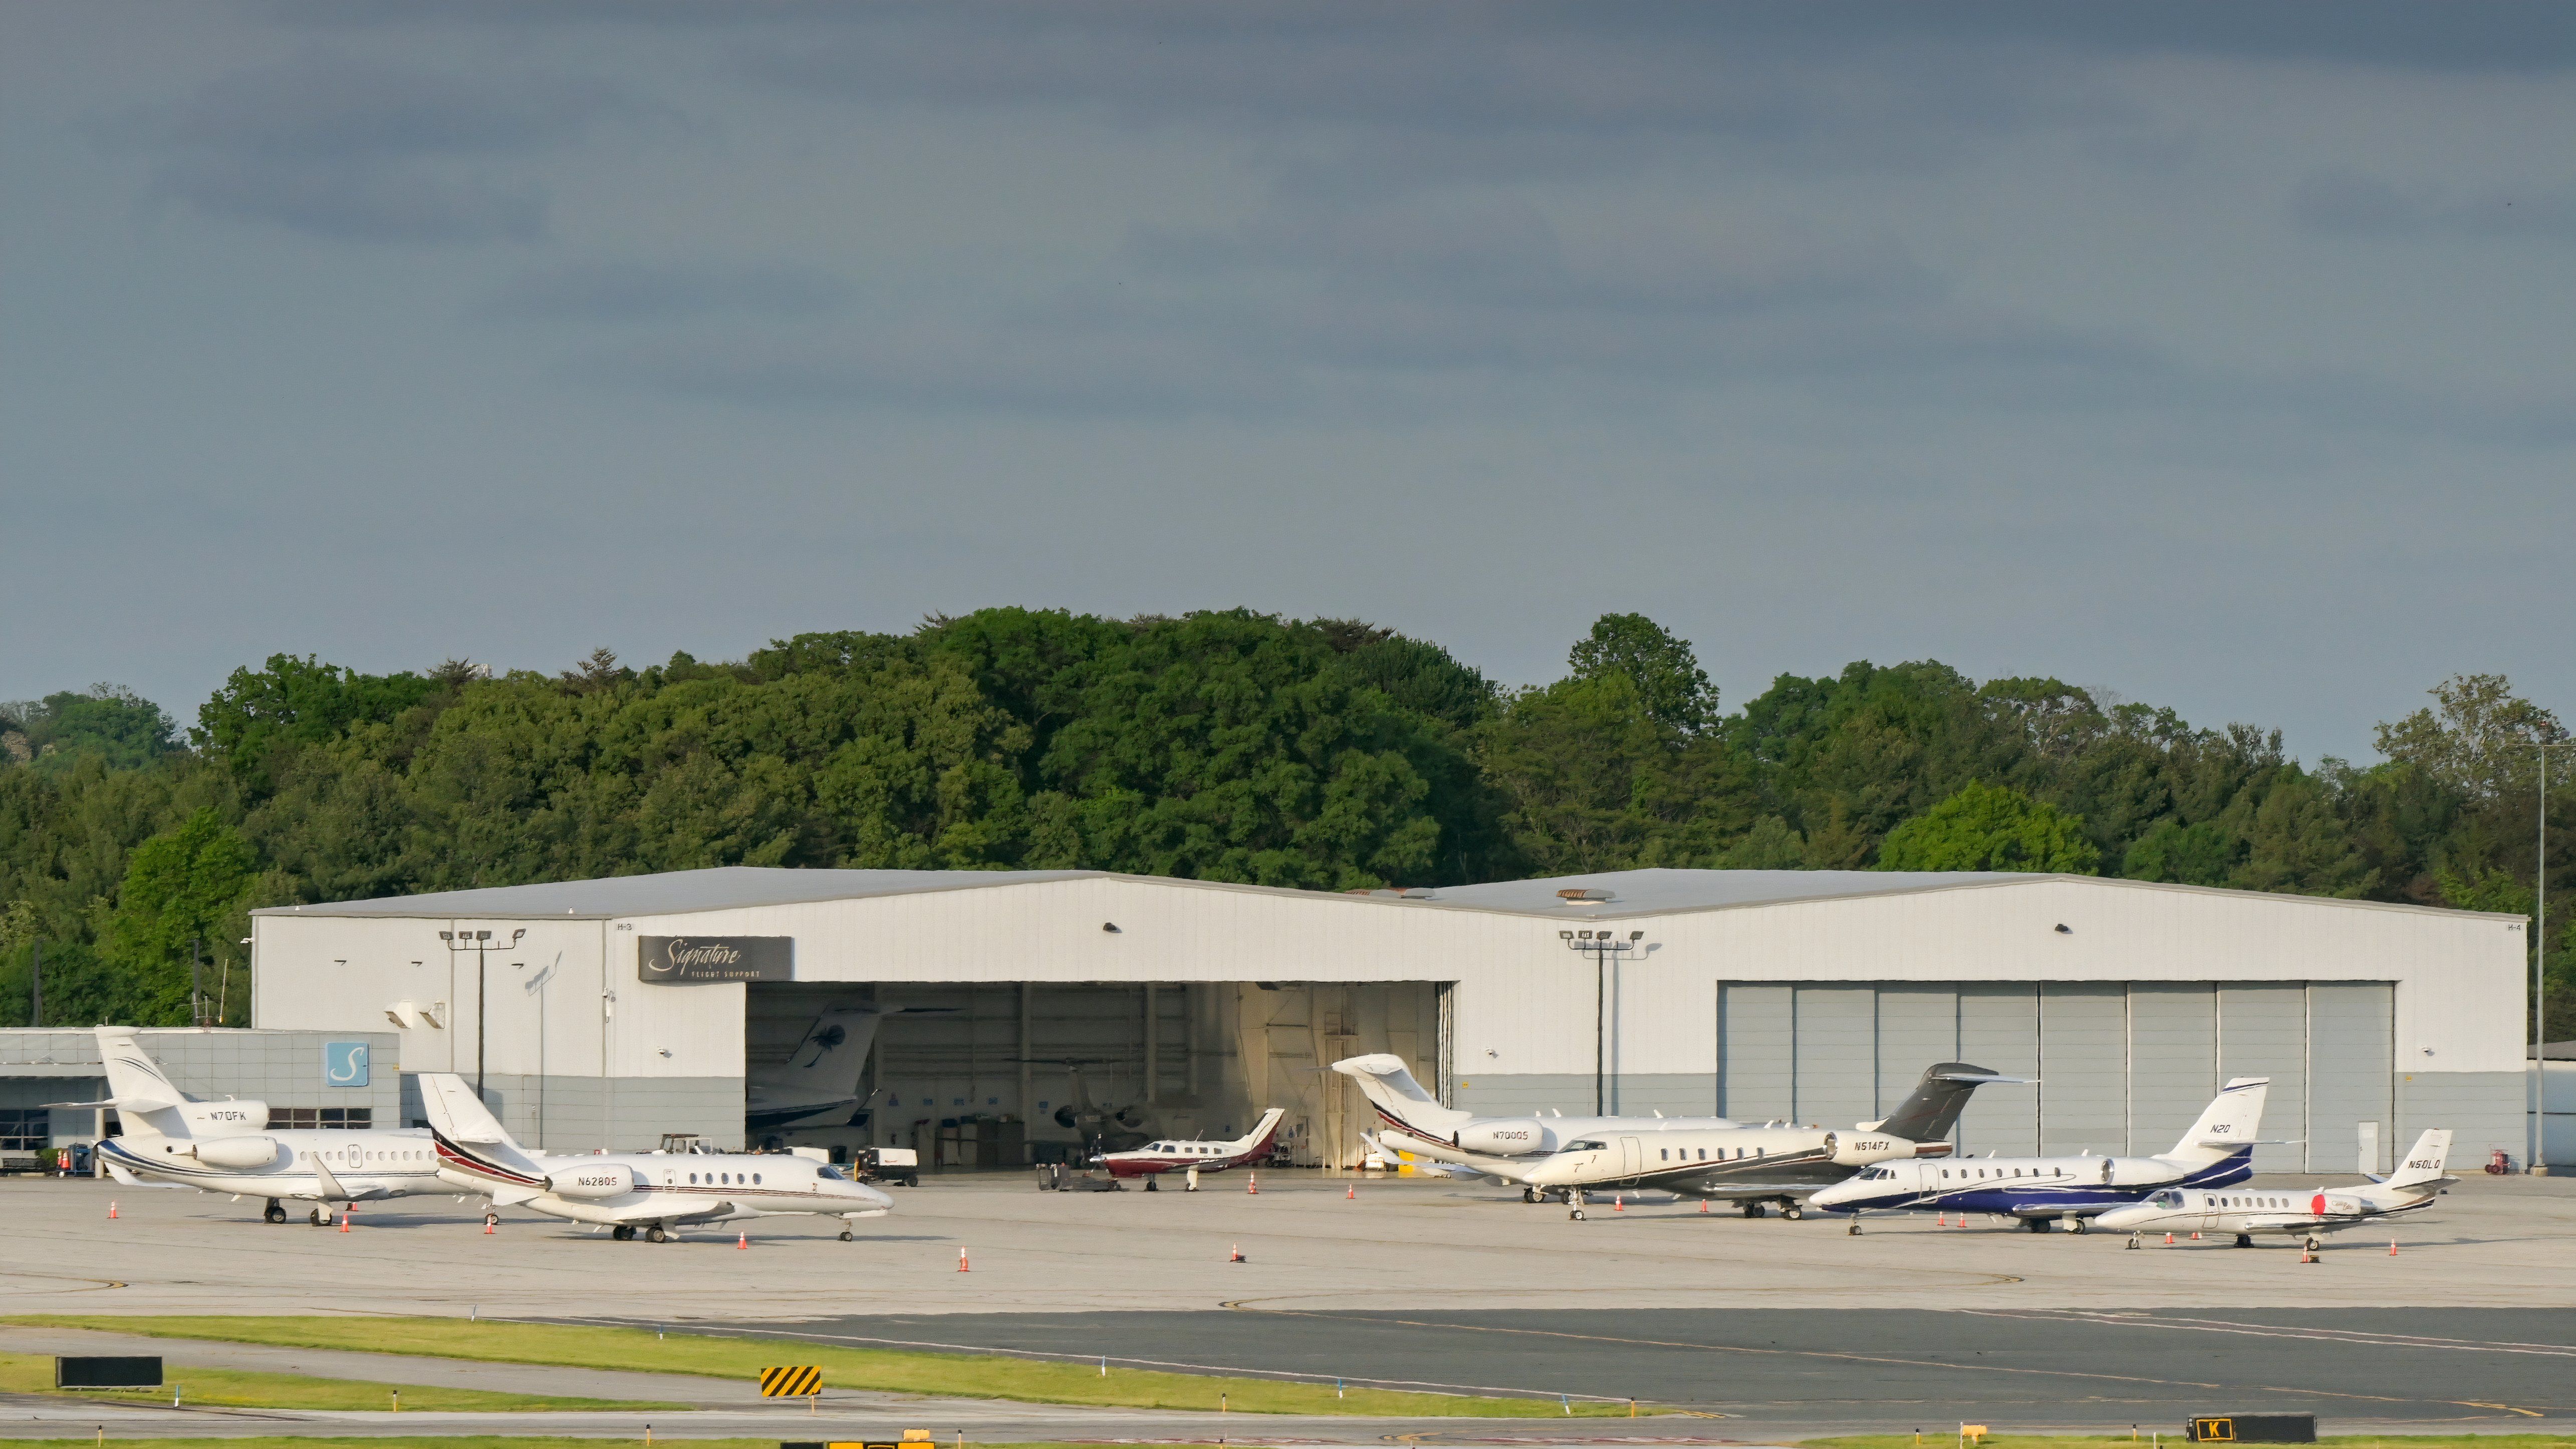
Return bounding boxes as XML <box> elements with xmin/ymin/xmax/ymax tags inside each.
<box><xmin>639</xmin><ymin>936</ymin><xmax>793</xmax><ymax>983</ymax></box>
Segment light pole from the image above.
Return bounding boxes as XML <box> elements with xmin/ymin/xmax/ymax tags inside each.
<box><xmin>440</xmin><ymin>928</ymin><xmax>525</xmax><ymax>1105</ymax></box>
<box><xmin>1561</xmin><ymin>929</ymin><xmax>1645</xmax><ymax>1114</ymax></box>
<box><xmin>520</xmin><ymin>957</ymin><xmax>558</xmax><ymax>1150</ymax></box>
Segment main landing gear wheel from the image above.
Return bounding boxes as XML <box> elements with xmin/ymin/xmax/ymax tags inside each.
<box><xmin>840</xmin><ymin>1228</ymin><xmax>854</xmax><ymax>1242</ymax></box>
<box><xmin>2234</xmin><ymin>1233</ymin><xmax>2255</xmax><ymax>1248</ymax></box>
<box><xmin>2303</xmin><ymin>1236</ymin><xmax>2324</xmax><ymax>1253</ymax></box>
<box><xmin>2069</xmin><ymin>1217</ymin><xmax>2090</xmax><ymax>1235</ymax></box>
<box><xmin>263</xmin><ymin>1200</ymin><xmax>287</xmax><ymax>1225</ymax></box>
<box><xmin>1522</xmin><ymin>1187</ymin><xmax>1540</xmax><ymax>1204</ymax></box>
<box><xmin>2024</xmin><ymin>1217</ymin><xmax>2051</xmax><ymax>1233</ymax></box>
<box><xmin>646</xmin><ymin>1225</ymin><xmax>668</xmax><ymax>1244</ymax></box>
<box><xmin>1781</xmin><ymin>1202</ymin><xmax>1805</xmax><ymax>1221</ymax></box>
<box><xmin>309</xmin><ymin>1207</ymin><xmax>332</xmax><ymax>1227</ymax></box>
<box><xmin>1742</xmin><ymin>1201</ymin><xmax>1766</xmax><ymax>1219</ymax></box>
<box><xmin>612</xmin><ymin>1225</ymin><xmax>635</xmax><ymax>1241</ymax></box>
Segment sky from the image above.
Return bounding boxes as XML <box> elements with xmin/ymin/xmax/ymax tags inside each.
<box><xmin>5</xmin><ymin>2</ymin><xmax>2571</xmax><ymax>762</ymax></box>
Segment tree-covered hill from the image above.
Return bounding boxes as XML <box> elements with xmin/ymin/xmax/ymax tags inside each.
<box><xmin>2</xmin><ymin>608</ymin><xmax>2566</xmax><ymax>1034</ymax></box>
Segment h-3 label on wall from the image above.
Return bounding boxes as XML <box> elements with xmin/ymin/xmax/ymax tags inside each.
<box><xmin>639</xmin><ymin>936</ymin><xmax>794</xmax><ymax>983</ymax></box>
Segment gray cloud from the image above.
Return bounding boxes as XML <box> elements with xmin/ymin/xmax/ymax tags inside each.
<box><xmin>2293</xmin><ymin>168</ymin><xmax>2576</xmax><ymax>242</ymax></box>
<box><xmin>102</xmin><ymin>53</ymin><xmax>640</xmax><ymax>241</ymax></box>
<box><xmin>486</xmin><ymin>261</ymin><xmax>850</xmax><ymax>322</ymax></box>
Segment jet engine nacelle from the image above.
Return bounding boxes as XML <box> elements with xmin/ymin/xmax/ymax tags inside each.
<box><xmin>191</xmin><ymin>1135</ymin><xmax>281</xmax><ymax>1169</ymax></box>
<box><xmin>1827</xmin><ymin>1131</ymin><xmax>1916</xmax><ymax>1167</ymax></box>
<box><xmin>546</xmin><ymin>1164</ymin><xmax>638</xmax><ymax>1200</ymax></box>
<box><xmin>1455</xmin><ymin>1119</ymin><xmax>1551</xmax><ymax>1154</ymax></box>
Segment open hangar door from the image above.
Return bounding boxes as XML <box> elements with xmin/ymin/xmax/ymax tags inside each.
<box><xmin>1718</xmin><ymin>980</ymin><xmax>2394</xmax><ymax>1173</ymax></box>
<box><xmin>746</xmin><ymin>981</ymin><xmax>1443</xmax><ymax>1170</ymax></box>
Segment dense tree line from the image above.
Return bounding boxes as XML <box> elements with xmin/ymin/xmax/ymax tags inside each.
<box><xmin>3</xmin><ymin>608</ymin><xmax>2567</xmax><ymax>1037</ymax></box>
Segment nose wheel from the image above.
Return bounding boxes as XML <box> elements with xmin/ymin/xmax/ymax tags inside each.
<box><xmin>646</xmin><ymin>1225</ymin><xmax>669</xmax><ymax>1243</ymax></box>
<box><xmin>840</xmin><ymin>1228</ymin><xmax>855</xmax><ymax>1241</ymax></box>
<box><xmin>1569</xmin><ymin>1189</ymin><xmax>1587</xmax><ymax>1222</ymax></box>
<box><xmin>1781</xmin><ymin>1201</ymin><xmax>1805</xmax><ymax>1221</ymax></box>
<box><xmin>263</xmin><ymin>1200</ymin><xmax>287</xmax><ymax>1225</ymax></box>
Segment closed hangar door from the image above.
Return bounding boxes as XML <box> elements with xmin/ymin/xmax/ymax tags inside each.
<box><xmin>1717</xmin><ymin>981</ymin><xmax>2392</xmax><ymax>1170</ymax></box>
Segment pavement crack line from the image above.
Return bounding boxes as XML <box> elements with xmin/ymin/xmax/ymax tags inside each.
<box><xmin>1215</xmin><ymin>1301</ymin><xmax>2554</xmax><ymax>1418</ymax></box>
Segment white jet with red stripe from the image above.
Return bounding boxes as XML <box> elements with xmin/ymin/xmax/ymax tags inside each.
<box><xmin>2093</xmin><ymin>1128</ymin><xmax>2454</xmax><ymax>1251</ymax></box>
<box><xmin>415</xmin><ymin>1071</ymin><xmax>891</xmax><ymax>1243</ymax></box>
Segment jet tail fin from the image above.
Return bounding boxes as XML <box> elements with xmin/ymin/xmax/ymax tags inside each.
<box><xmin>1331</xmin><ymin>1054</ymin><xmax>1470</xmax><ymax>1141</ymax></box>
<box><xmin>2382</xmin><ymin>1128</ymin><xmax>2453</xmax><ymax>1191</ymax></box>
<box><xmin>1229</xmin><ymin>1106</ymin><xmax>1288</xmax><ymax>1157</ymax></box>
<box><xmin>415</xmin><ymin>1072</ymin><xmax>550</xmax><ymax>1190</ymax></box>
<box><xmin>90</xmin><ymin>1027</ymin><xmax>187</xmax><ymax>1134</ymax></box>
<box><xmin>2166</xmin><ymin>1077</ymin><xmax>2269</xmax><ymax>1164</ymax></box>
<box><xmin>1875</xmin><ymin>1062</ymin><xmax>2022</xmax><ymax>1142</ymax></box>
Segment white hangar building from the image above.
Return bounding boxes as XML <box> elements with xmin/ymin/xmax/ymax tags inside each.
<box><xmin>246</xmin><ymin>867</ymin><xmax>2532</xmax><ymax>1173</ymax></box>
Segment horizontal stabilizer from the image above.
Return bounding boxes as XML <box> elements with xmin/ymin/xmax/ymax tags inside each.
<box><xmin>41</xmin><ymin>1097</ymin><xmax>174</xmax><ymax>1112</ymax></box>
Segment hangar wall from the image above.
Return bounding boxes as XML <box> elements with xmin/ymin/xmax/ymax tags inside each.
<box><xmin>247</xmin><ymin>868</ymin><xmax>2530</xmax><ymax>1167</ymax></box>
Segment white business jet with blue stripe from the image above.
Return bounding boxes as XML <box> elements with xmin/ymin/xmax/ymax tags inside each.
<box><xmin>1809</xmin><ymin>1077</ymin><xmax>2269</xmax><ymax>1231</ymax></box>
<box><xmin>416</xmin><ymin>1072</ymin><xmax>892</xmax><ymax>1243</ymax></box>
<box><xmin>76</xmin><ymin>1027</ymin><xmax>443</xmax><ymax>1225</ymax></box>
<box><xmin>2094</xmin><ymin>1128</ymin><xmax>2453</xmax><ymax>1251</ymax></box>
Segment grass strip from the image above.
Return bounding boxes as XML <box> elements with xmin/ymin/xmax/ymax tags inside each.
<box><xmin>1804</xmin><ymin>1438</ymin><xmax>2576</xmax><ymax>1449</ymax></box>
<box><xmin>3</xmin><ymin>1317</ymin><xmax>1627</xmax><ymax>1417</ymax></box>
<box><xmin>0</xmin><ymin>1352</ymin><xmax>682</xmax><ymax>1413</ymax></box>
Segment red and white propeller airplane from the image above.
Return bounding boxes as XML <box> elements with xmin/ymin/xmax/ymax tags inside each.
<box><xmin>1094</xmin><ymin>1107</ymin><xmax>1286</xmax><ymax>1179</ymax></box>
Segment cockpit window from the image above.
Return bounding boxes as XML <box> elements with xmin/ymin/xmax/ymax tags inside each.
<box><xmin>816</xmin><ymin>1164</ymin><xmax>848</xmax><ymax>1181</ymax></box>
<box><xmin>1569</xmin><ymin>1139</ymin><xmax>1608</xmax><ymax>1151</ymax></box>
<box><xmin>2151</xmin><ymin>1189</ymin><xmax>2182</xmax><ymax>1207</ymax></box>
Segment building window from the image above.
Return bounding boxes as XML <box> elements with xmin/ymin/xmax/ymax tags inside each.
<box><xmin>0</xmin><ymin>1109</ymin><xmax>46</xmax><ymax>1151</ymax></box>
<box><xmin>266</xmin><ymin>1108</ymin><xmax>372</xmax><ymax>1129</ymax></box>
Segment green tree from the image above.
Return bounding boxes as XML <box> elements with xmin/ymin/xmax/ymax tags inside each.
<box><xmin>1567</xmin><ymin>614</ymin><xmax>1716</xmax><ymax>735</ymax></box>
<box><xmin>2123</xmin><ymin>819</ymin><xmax>2244</xmax><ymax>886</ymax></box>
<box><xmin>1876</xmin><ymin>780</ymin><xmax>2101</xmax><ymax>873</ymax></box>
<box><xmin>97</xmin><ymin>808</ymin><xmax>259</xmax><ymax>1024</ymax></box>
<box><xmin>2</xmin><ymin>686</ymin><xmax>179</xmax><ymax>772</ymax></box>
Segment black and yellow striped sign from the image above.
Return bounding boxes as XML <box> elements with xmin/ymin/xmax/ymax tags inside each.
<box><xmin>759</xmin><ymin>1365</ymin><xmax>824</xmax><ymax>1398</ymax></box>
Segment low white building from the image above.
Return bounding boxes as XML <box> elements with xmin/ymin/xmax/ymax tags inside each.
<box><xmin>246</xmin><ymin>867</ymin><xmax>2533</xmax><ymax>1172</ymax></box>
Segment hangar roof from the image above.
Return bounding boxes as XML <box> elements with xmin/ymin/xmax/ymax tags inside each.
<box><xmin>255</xmin><ymin>863</ymin><xmax>2487</xmax><ymax>924</ymax></box>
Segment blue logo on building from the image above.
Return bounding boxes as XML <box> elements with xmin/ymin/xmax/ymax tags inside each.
<box><xmin>325</xmin><ymin>1041</ymin><xmax>371</xmax><ymax>1088</ymax></box>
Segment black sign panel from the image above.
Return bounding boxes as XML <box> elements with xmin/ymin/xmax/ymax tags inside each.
<box><xmin>639</xmin><ymin>936</ymin><xmax>793</xmax><ymax>984</ymax></box>
<box><xmin>57</xmin><ymin>1356</ymin><xmax>161</xmax><ymax>1388</ymax></box>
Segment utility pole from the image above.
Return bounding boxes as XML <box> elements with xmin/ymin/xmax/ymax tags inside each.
<box><xmin>1560</xmin><ymin>929</ymin><xmax>1646</xmax><ymax>1114</ymax></box>
<box><xmin>2535</xmin><ymin>741</ymin><xmax>2554</xmax><ymax>1176</ymax></box>
<box><xmin>442</xmin><ymin>928</ymin><xmax>526</xmax><ymax>1105</ymax></box>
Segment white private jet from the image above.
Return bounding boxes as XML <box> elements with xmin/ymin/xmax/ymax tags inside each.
<box><xmin>1095</xmin><ymin>1108</ymin><xmax>1286</xmax><ymax>1181</ymax></box>
<box><xmin>1337</xmin><ymin>1052</ymin><xmax>2012</xmax><ymax>1213</ymax></box>
<box><xmin>1809</xmin><ymin>1077</ymin><xmax>2270</xmax><ymax>1231</ymax></box>
<box><xmin>416</xmin><ymin>1072</ymin><xmax>892</xmax><ymax>1242</ymax></box>
<box><xmin>2094</xmin><ymin>1128</ymin><xmax>2454</xmax><ymax>1251</ymax></box>
<box><xmin>75</xmin><ymin>1027</ymin><xmax>443</xmax><ymax>1225</ymax></box>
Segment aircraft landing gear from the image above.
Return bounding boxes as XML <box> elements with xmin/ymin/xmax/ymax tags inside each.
<box><xmin>2126</xmin><ymin>1232</ymin><xmax>2143</xmax><ymax>1250</ymax></box>
<box><xmin>1742</xmin><ymin>1200</ymin><xmax>1767</xmax><ymax>1219</ymax></box>
<box><xmin>1847</xmin><ymin>1213</ymin><xmax>1863</xmax><ymax>1236</ymax></box>
<box><xmin>309</xmin><ymin>1206</ymin><xmax>332</xmax><ymax>1227</ymax></box>
<box><xmin>646</xmin><ymin>1225</ymin><xmax>669</xmax><ymax>1244</ymax></box>
<box><xmin>1522</xmin><ymin>1187</ymin><xmax>1540</xmax><ymax>1204</ymax></box>
<box><xmin>2303</xmin><ymin>1235</ymin><xmax>2324</xmax><ymax>1253</ymax></box>
<box><xmin>263</xmin><ymin>1200</ymin><xmax>287</xmax><ymax>1225</ymax></box>
<box><xmin>612</xmin><ymin>1225</ymin><xmax>636</xmax><ymax>1241</ymax></box>
<box><xmin>2233</xmin><ymin>1233</ymin><xmax>2255</xmax><ymax>1248</ymax></box>
<box><xmin>1569</xmin><ymin>1189</ymin><xmax>1587</xmax><ymax>1222</ymax></box>
<box><xmin>2069</xmin><ymin>1217</ymin><xmax>2090</xmax><ymax>1235</ymax></box>
<box><xmin>1781</xmin><ymin>1200</ymin><xmax>1805</xmax><ymax>1221</ymax></box>
<box><xmin>2024</xmin><ymin>1217</ymin><xmax>2050</xmax><ymax>1233</ymax></box>
<box><xmin>840</xmin><ymin>1228</ymin><xmax>854</xmax><ymax>1242</ymax></box>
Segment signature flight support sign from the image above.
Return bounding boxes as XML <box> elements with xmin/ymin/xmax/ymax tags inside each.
<box><xmin>639</xmin><ymin>936</ymin><xmax>794</xmax><ymax>983</ymax></box>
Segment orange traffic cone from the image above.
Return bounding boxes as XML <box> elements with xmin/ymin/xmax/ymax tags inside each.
<box><xmin>1246</xmin><ymin>1173</ymin><xmax>1258</xmax><ymax>1195</ymax></box>
<box><xmin>1698</xmin><ymin>1200</ymin><xmax>1708</xmax><ymax>1214</ymax></box>
<box><xmin>107</xmin><ymin>1201</ymin><xmax>119</xmax><ymax>1220</ymax></box>
<box><xmin>2389</xmin><ymin>1239</ymin><xmax>2399</xmax><ymax>1256</ymax></box>
<box><xmin>483</xmin><ymin>1218</ymin><xmax>495</xmax><ymax>1235</ymax></box>
<box><xmin>2164</xmin><ymin>1233</ymin><xmax>2175</xmax><ymax>1245</ymax></box>
<box><xmin>1228</xmin><ymin>1243</ymin><xmax>1245</xmax><ymax>1262</ymax></box>
<box><xmin>2191</xmin><ymin>1231</ymin><xmax>2202</xmax><ymax>1240</ymax></box>
<box><xmin>736</xmin><ymin>1231</ymin><xmax>749</xmax><ymax>1250</ymax></box>
<box><xmin>957</xmin><ymin>1248</ymin><xmax>970</xmax><ymax>1273</ymax></box>
<box><xmin>1613</xmin><ymin>1194</ymin><xmax>1624</xmax><ymax>1212</ymax></box>
<box><xmin>338</xmin><ymin>1212</ymin><xmax>350</xmax><ymax>1233</ymax></box>
<box><xmin>1936</xmin><ymin>1212</ymin><xmax>1947</xmax><ymax>1227</ymax></box>
<box><xmin>1346</xmin><ymin>1183</ymin><xmax>1356</xmax><ymax>1200</ymax></box>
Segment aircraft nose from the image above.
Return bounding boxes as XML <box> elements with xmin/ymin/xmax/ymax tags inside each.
<box><xmin>1525</xmin><ymin>1156</ymin><xmax>1577</xmax><ymax>1186</ymax></box>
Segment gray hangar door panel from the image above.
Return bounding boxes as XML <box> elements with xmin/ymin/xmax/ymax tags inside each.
<box><xmin>1717</xmin><ymin>985</ymin><xmax>1794</xmax><ymax>1122</ymax></box>
<box><xmin>2038</xmin><ymin>983</ymin><xmax>2126</xmax><ymax>1156</ymax></box>
<box><xmin>1793</xmin><ymin>986</ymin><xmax>1878</xmax><ymax>1132</ymax></box>
<box><xmin>2219</xmin><ymin>984</ymin><xmax>2308</xmax><ymax>1173</ymax></box>
<box><xmin>1875</xmin><ymin>986</ymin><xmax>1960</xmax><ymax>1126</ymax></box>
<box><xmin>2129</xmin><ymin>983</ymin><xmax>2218</xmax><ymax>1156</ymax></box>
<box><xmin>2308</xmin><ymin>983</ymin><xmax>2395</xmax><ymax>1174</ymax></box>
<box><xmin>1956</xmin><ymin>985</ymin><xmax>2039</xmax><ymax>1156</ymax></box>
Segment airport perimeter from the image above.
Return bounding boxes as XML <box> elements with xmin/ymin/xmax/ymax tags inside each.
<box><xmin>5</xmin><ymin>1171</ymin><xmax>2573</xmax><ymax>1442</ymax></box>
